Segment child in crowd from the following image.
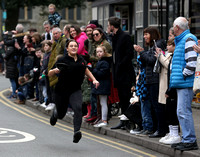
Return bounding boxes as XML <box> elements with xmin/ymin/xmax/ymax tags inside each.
<box><xmin>92</xmin><ymin>45</ymin><xmax>112</xmax><ymax>127</ymax></box>
<box><xmin>155</xmin><ymin>38</ymin><xmax>181</xmax><ymax>145</ymax></box>
<box><xmin>40</xmin><ymin>40</ymin><xmax>53</xmax><ymax>109</ymax></box>
<box><xmin>48</xmin><ymin>4</ymin><xmax>62</xmax><ymax>27</ymax></box>
<box><xmin>15</xmin><ymin>76</ymin><xmax>28</xmax><ymax>104</ymax></box>
<box><xmin>32</xmin><ymin>48</ymin><xmax>42</xmax><ymax>101</ymax></box>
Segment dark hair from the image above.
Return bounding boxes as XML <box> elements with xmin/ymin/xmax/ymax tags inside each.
<box><xmin>35</xmin><ymin>47</ymin><xmax>41</xmax><ymax>52</ymax></box>
<box><xmin>18</xmin><ymin>76</ymin><xmax>26</xmax><ymax>84</ymax></box>
<box><xmin>31</xmin><ymin>32</ymin><xmax>42</xmax><ymax>44</ymax></box>
<box><xmin>108</xmin><ymin>16</ymin><xmax>121</xmax><ymax>28</ymax></box>
<box><xmin>42</xmin><ymin>40</ymin><xmax>52</xmax><ymax>51</ymax></box>
<box><xmin>69</xmin><ymin>25</ymin><xmax>81</xmax><ymax>38</ymax></box>
<box><xmin>92</xmin><ymin>28</ymin><xmax>106</xmax><ymax>42</ymax></box>
<box><xmin>143</xmin><ymin>27</ymin><xmax>161</xmax><ymax>47</ymax></box>
<box><xmin>25</xmin><ymin>34</ymin><xmax>32</xmax><ymax>43</ymax></box>
<box><xmin>66</xmin><ymin>39</ymin><xmax>79</xmax><ymax>48</ymax></box>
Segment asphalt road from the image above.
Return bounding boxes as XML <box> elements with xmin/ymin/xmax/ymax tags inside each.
<box><xmin>0</xmin><ymin>74</ymin><xmax>168</xmax><ymax>157</ymax></box>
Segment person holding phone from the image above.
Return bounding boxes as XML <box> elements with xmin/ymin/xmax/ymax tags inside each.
<box><xmin>134</xmin><ymin>27</ymin><xmax>167</xmax><ymax>137</ymax></box>
<box><xmin>48</xmin><ymin>39</ymin><xmax>99</xmax><ymax>143</ymax></box>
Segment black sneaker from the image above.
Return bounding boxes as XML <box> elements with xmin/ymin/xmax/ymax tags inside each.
<box><xmin>73</xmin><ymin>131</ymin><xmax>82</xmax><ymax>143</ymax></box>
<box><xmin>171</xmin><ymin>142</ymin><xmax>182</xmax><ymax>148</ymax></box>
<box><xmin>175</xmin><ymin>141</ymin><xmax>199</xmax><ymax>151</ymax></box>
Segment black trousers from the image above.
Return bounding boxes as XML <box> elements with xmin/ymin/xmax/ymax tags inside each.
<box><xmin>117</xmin><ymin>84</ymin><xmax>132</xmax><ymax>114</ymax></box>
<box><xmin>55</xmin><ymin>90</ymin><xmax>82</xmax><ymax>132</ymax></box>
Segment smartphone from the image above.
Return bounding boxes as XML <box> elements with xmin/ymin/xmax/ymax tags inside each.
<box><xmin>153</xmin><ymin>40</ymin><xmax>157</xmax><ymax>48</ymax></box>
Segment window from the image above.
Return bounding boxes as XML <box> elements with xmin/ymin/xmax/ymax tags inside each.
<box><xmin>77</xmin><ymin>7</ymin><xmax>81</xmax><ymax>20</ymax></box>
<box><xmin>135</xmin><ymin>0</ymin><xmax>143</xmax><ymax>28</ymax></box>
<box><xmin>68</xmin><ymin>8</ymin><xmax>74</xmax><ymax>20</ymax></box>
<box><xmin>19</xmin><ymin>6</ymin><xmax>32</xmax><ymax>20</ymax></box>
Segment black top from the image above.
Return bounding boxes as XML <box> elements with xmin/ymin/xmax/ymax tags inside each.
<box><xmin>54</xmin><ymin>54</ymin><xmax>86</xmax><ymax>94</ymax></box>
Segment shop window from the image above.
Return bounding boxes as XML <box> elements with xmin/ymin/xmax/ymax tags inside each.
<box><xmin>114</xmin><ymin>5</ymin><xmax>129</xmax><ymax>31</ymax></box>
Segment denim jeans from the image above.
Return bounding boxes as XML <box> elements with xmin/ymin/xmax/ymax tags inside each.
<box><xmin>17</xmin><ymin>92</ymin><xmax>25</xmax><ymax>101</ymax></box>
<box><xmin>140</xmin><ymin>97</ymin><xmax>153</xmax><ymax>131</ymax></box>
<box><xmin>9</xmin><ymin>78</ymin><xmax>17</xmax><ymax>96</ymax></box>
<box><xmin>177</xmin><ymin>87</ymin><xmax>196</xmax><ymax>143</ymax></box>
<box><xmin>90</xmin><ymin>93</ymin><xmax>97</xmax><ymax>117</ymax></box>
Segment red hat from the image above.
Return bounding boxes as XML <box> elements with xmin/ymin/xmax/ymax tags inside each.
<box><xmin>86</xmin><ymin>24</ymin><xmax>97</xmax><ymax>30</ymax></box>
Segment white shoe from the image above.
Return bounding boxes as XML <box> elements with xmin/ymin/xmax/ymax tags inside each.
<box><xmin>162</xmin><ymin>135</ymin><xmax>181</xmax><ymax>145</ymax></box>
<box><xmin>130</xmin><ymin>129</ymin><xmax>142</xmax><ymax>135</ymax></box>
<box><xmin>159</xmin><ymin>133</ymin><xmax>171</xmax><ymax>143</ymax></box>
<box><xmin>45</xmin><ymin>103</ymin><xmax>55</xmax><ymax>111</ymax></box>
<box><xmin>40</xmin><ymin>102</ymin><xmax>46</xmax><ymax>108</ymax></box>
<box><xmin>118</xmin><ymin>114</ymin><xmax>125</xmax><ymax>118</ymax></box>
<box><xmin>94</xmin><ymin>122</ymin><xmax>107</xmax><ymax>128</ymax></box>
<box><xmin>120</xmin><ymin>115</ymin><xmax>129</xmax><ymax>120</ymax></box>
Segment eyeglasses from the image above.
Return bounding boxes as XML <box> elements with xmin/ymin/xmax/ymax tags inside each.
<box><xmin>93</xmin><ymin>33</ymin><xmax>100</xmax><ymax>37</ymax></box>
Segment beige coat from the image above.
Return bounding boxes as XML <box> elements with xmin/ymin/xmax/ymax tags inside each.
<box><xmin>158</xmin><ymin>52</ymin><xmax>172</xmax><ymax>104</ymax></box>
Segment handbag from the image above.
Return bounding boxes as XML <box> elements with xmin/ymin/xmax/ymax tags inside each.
<box><xmin>153</xmin><ymin>57</ymin><xmax>161</xmax><ymax>73</ymax></box>
<box><xmin>193</xmin><ymin>55</ymin><xmax>200</xmax><ymax>94</ymax></box>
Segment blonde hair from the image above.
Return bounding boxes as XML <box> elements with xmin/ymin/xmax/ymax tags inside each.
<box><xmin>48</xmin><ymin>4</ymin><xmax>56</xmax><ymax>9</ymax></box>
<box><xmin>96</xmin><ymin>45</ymin><xmax>112</xmax><ymax>57</ymax></box>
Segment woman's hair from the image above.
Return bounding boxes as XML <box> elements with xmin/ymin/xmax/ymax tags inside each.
<box><xmin>31</xmin><ymin>32</ymin><xmax>42</xmax><ymax>43</ymax></box>
<box><xmin>25</xmin><ymin>34</ymin><xmax>32</xmax><ymax>43</ymax></box>
<box><xmin>92</xmin><ymin>28</ymin><xmax>106</xmax><ymax>41</ymax></box>
<box><xmin>42</xmin><ymin>40</ymin><xmax>52</xmax><ymax>51</ymax></box>
<box><xmin>69</xmin><ymin>25</ymin><xmax>81</xmax><ymax>38</ymax></box>
<box><xmin>66</xmin><ymin>39</ymin><xmax>79</xmax><ymax>48</ymax></box>
<box><xmin>18</xmin><ymin>76</ymin><xmax>26</xmax><ymax>84</ymax></box>
<box><xmin>143</xmin><ymin>27</ymin><xmax>161</xmax><ymax>47</ymax></box>
<box><xmin>167</xmin><ymin>38</ymin><xmax>175</xmax><ymax>46</ymax></box>
<box><xmin>96</xmin><ymin>45</ymin><xmax>112</xmax><ymax>57</ymax></box>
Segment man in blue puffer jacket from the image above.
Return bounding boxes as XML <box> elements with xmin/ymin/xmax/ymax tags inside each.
<box><xmin>170</xmin><ymin>17</ymin><xmax>198</xmax><ymax>151</ymax></box>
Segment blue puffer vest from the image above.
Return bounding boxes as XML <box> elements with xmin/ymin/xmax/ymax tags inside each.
<box><xmin>170</xmin><ymin>29</ymin><xmax>197</xmax><ymax>88</ymax></box>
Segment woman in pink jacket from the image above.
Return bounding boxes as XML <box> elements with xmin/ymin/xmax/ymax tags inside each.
<box><xmin>69</xmin><ymin>25</ymin><xmax>88</xmax><ymax>55</ymax></box>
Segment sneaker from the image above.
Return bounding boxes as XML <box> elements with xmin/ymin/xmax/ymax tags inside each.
<box><xmin>174</xmin><ymin>141</ymin><xmax>199</xmax><ymax>151</ymax></box>
<box><xmin>94</xmin><ymin>122</ymin><xmax>107</xmax><ymax>128</ymax></box>
<box><xmin>45</xmin><ymin>103</ymin><xmax>55</xmax><ymax>111</ymax></box>
<box><xmin>120</xmin><ymin>115</ymin><xmax>129</xmax><ymax>121</ymax></box>
<box><xmin>118</xmin><ymin>114</ymin><xmax>125</xmax><ymax>118</ymax></box>
<box><xmin>136</xmin><ymin>130</ymin><xmax>153</xmax><ymax>136</ymax></box>
<box><xmin>40</xmin><ymin>102</ymin><xmax>46</xmax><ymax>108</ymax></box>
<box><xmin>130</xmin><ymin>127</ymin><xmax>142</xmax><ymax>135</ymax></box>
<box><xmin>162</xmin><ymin>135</ymin><xmax>181</xmax><ymax>145</ymax></box>
<box><xmin>73</xmin><ymin>131</ymin><xmax>82</xmax><ymax>143</ymax></box>
<box><xmin>159</xmin><ymin>133</ymin><xmax>171</xmax><ymax>143</ymax></box>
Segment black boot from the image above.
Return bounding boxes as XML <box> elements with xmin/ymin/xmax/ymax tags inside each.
<box><xmin>50</xmin><ymin>108</ymin><xmax>57</xmax><ymax>126</ymax></box>
<box><xmin>111</xmin><ymin>120</ymin><xmax>125</xmax><ymax>129</ymax></box>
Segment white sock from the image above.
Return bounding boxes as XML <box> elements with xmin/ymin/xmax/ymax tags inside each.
<box><xmin>169</xmin><ymin>125</ymin><xmax>173</xmax><ymax>136</ymax></box>
<box><xmin>172</xmin><ymin>125</ymin><xmax>179</xmax><ymax>137</ymax></box>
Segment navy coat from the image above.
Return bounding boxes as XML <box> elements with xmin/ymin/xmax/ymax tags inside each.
<box><xmin>92</xmin><ymin>57</ymin><xmax>111</xmax><ymax>95</ymax></box>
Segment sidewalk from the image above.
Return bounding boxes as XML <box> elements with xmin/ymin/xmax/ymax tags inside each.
<box><xmin>4</xmin><ymin>90</ymin><xmax>200</xmax><ymax>157</ymax></box>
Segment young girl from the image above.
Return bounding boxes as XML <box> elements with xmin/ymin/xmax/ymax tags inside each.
<box><xmin>48</xmin><ymin>39</ymin><xmax>99</xmax><ymax>143</ymax></box>
<box><xmin>92</xmin><ymin>45</ymin><xmax>112</xmax><ymax>127</ymax></box>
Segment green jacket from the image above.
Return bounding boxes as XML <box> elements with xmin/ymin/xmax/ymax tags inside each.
<box><xmin>48</xmin><ymin>36</ymin><xmax>67</xmax><ymax>87</ymax></box>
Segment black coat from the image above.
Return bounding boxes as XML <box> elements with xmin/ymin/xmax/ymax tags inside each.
<box><xmin>92</xmin><ymin>57</ymin><xmax>111</xmax><ymax>95</ymax></box>
<box><xmin>112</xmin><ymin>28</ymin><xmax>135</xmax><ymax>87</ymax></box>
<box><xmin>140</xmin><ymin>39</ymin><xmax>166</xmax><ymax>84</ymax></box>
<box><xmin>3</xmin><ymin>34</ymin><xmax>18</xmax><ymax>79</ymax></box>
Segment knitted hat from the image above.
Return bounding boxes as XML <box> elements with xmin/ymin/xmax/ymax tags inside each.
<box><xmin>86</xmin><ymin>24</ymin><xmax>97</xmax><ymax>30</ymax></box>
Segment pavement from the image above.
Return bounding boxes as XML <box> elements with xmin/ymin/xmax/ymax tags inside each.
<box><xmin>3</xmin><ymin>90</ymin><xmax>200</xmax><ymax>157</ymax></box>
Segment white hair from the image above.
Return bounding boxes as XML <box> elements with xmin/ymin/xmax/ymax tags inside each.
<box><xmin>43</xmin><ymin>20</ymin><xmax>50</xmax><ymax>26</ymax></box>
<box><xmin>52</xmin><ymin>27</ymin><xmax>61</xmax><ymax>33</ymax></box>
<box><xmin>15</xmin><ymin>24</ymin><xmax>24</xmax><ymax>33</ymax></box>
<box><xmin>173</xmin><ymin>17</ymin><xmax>189</xmax><ymax>30</ymax></box>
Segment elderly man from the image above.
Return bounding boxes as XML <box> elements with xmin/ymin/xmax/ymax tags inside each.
<box><xmin>170</xmin><ymin>17</ymin><xmax>198</xmax><ymax>151</ymax></box>
<box><xmin>43</xmin><ymin>21</ymin><xmax>52</xmax><ymax>41</ymax></box>
<box><xmin>45</xmin><ymin>27</ymin><xmax>66</xmax><ymax>111</ymax></box>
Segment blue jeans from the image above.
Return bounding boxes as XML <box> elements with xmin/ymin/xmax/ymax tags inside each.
<box><xmin>140</xmin><ymin>97</ymin><xmax>153</xmax><ymax>131</ymax></box>
<box><xmin>17</xmin><ymin>92</ymin><xmax>26</xmax><ymax>101</ymax></box>
<box><xmin>9</xmin><ymin>78</ymin><xmax>17</xmax><ymax>96</ymax></box>
<box><xmin>177</xmin><ymin>87</ymin><xmax>196</xmax><ymax>143</ymax></box>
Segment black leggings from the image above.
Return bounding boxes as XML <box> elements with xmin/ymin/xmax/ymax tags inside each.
<box><xmin>55</xmin><ymin>90</ymin><xmax>82</xmax><ymax>132</ymax></box>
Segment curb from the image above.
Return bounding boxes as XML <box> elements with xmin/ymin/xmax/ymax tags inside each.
<box><xmin>3</xmin><ymin>90</ymin><xmax>200</xmax><ymax>157</ymax></box>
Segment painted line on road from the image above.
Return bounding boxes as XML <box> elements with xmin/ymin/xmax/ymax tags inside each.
<box><xmin>0</xmin><ymin>89</ymin><xmax>156</xmax><ymax>157</ymax></box>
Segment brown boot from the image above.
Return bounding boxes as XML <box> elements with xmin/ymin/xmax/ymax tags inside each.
<box><xmin>15</xmin><ymin>100</ymin><xmax>25</xmax><ymax>104</ymax></box>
